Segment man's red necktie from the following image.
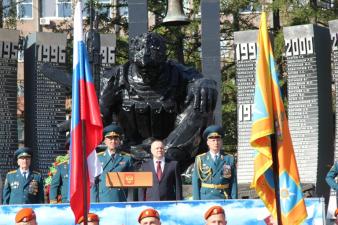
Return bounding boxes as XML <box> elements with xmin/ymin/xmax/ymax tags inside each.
<box><xmin>156</xmin><ymin>161</ymin><xmax>162</xmax><ymax>181</ymax></box>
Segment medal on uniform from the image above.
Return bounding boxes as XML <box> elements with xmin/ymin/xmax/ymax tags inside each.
<box><xmin>29</xmin><ymin>180</ymin><xmax>38</xmax><ymax>195</ymax></box>
<box><xmin>11</xmin><ymin>181</ymin><xmax>19</xmax><ymax>189</ymax></box>
<box><xmin>223</xmin><ymin>164</ymin><xmax>231</xmax><ymax>178</ymax></box>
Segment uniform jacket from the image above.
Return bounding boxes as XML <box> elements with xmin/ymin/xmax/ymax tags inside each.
<box><xmin>192</xmin><ymin>151</ymin><xmax>237</xmax><ymax>200</ymax></box>
<box><xmin>138</xmin><ymin>158</ymin><xmax>182</xmax><ymax>201</ymax></box>
<box><xmin>326</xmin><ymin>162</ymin><xmax>338</xmax><ymax>190</ymax></box>
<box><xmin>50</xmin><ymin>161</ymin><xmax>69</xmax><ymax>203</ymax></box>
<box><xmin>91</xmin><ymin>149</ymin><xmax>133</xmax><ymax>202</ymax></box>
<box><xmin>3</xmin><ymin>169</ymin><xmax>44</xmax><ymax>204</ymax></box>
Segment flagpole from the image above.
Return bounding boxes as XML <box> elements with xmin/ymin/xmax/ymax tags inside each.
<box><xmin>271</xmin><ymin>134</ymin><xmax>282</xmax><ymax>225</ymax></box>
<box><xmin>82</xmin><ymin>121</ymin><xmax>88</xmax><ymax>225</ymax></box>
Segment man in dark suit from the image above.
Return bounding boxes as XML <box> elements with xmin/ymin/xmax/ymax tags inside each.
<box><xmin>138</xmin><ymin>140</ymin><xmax>182</xmax><ymax>201</ymax></box>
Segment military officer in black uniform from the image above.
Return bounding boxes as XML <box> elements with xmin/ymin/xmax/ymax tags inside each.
<box><xmin>3</xmin><ymin>147</ymin><xmax>44</xmax><ymax>204</ymax></box>
<box><xmin>192</xmin><ymin>125</ymin><xmax>237</xmax><ymax>200</ymax></box>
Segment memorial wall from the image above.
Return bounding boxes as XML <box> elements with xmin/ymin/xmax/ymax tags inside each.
<box><xmin>24</xmin><ymin>32</ymin><xmax>67</xmax><ymax>175</ymax></box>
<box><xmin>328</xmin><ymin>19</ymin><xmax>338</xmax><ymax>205</ymax></box>
<box><xmin>284</xmin><ymin>24</ymin><xmax>333</xmax><ymax>201</ymax></box>
<box><xmin>235</xmin><ymin>25</ymin><xmax>334</xmax><ymax>201</ymax></box>
<box><xmin>234</xmin><ymin>30</ymin><xmax>257</xmax><ymax>192</ymax></box>
<box><xmin>100</xmin><ymin>33</ymin><xmax>116</xmax><ymax>95</ymax></box>
<box><xmin>0</xmin><ymin>29</ymin><xmax>19</xmax><ymax>181</ymax></box>
<box><xmin>329</xmin><ymin>19</ymin><xmax>338</xmax><ymax>162</ymax></box>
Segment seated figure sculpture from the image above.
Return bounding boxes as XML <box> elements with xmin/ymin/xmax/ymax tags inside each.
<box><xmin>100</xmin><ymin>32</ymin><xmax>217</xmax><ymax>166</ymax></box>
<box><xmin>41</xmin><ymin>32</ymin><xmax>218</xmax><ymax>169</ymax></box>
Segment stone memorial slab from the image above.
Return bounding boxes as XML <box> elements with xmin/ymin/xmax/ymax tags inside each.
<box><xmin>328</xmin><ymin>19</ymin><xmax>338</xmax><ymax>202</ymax></box>
<box><xmin>100</xmin><ymin>33</ymin><xmax>116</xmax><ymax>95</ymax></box>
<box><xmin>329</xmin><ymin>19</ymin><xmax>338</xmax><ymax>162</ymax></box>
<box><xmin>284</xmin><ymin>24</ymin><xmax>333</xmax><ymax>201</ymax></box>
<box><xmin>234</xmin><ymin>30</ymin><xmax>258</xmax><ymax>187</ymax></box>
<box><xmin>0</xmin><ymin>29</ymin><xmax>19</xmax><ymax>182</ymax></box>
<box><xmin>201</xmin><ymin>0</ymin><xmax>221</xmax><ymax>124</ymax></box>
<box><xmin>24</xmin><ymin>32</ymin><xmax>67</xmax><ymax>175</ymax></box>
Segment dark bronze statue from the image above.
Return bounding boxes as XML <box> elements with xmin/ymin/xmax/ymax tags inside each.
<box><xmin>100</xmin><ymin>32</ymin><xmax>218</xmax><ymax>166</ymax></box>
<box><xmin>41</xmin><ymin>32</ymin><xmax>217</xmax><ymax>169</ymax></box>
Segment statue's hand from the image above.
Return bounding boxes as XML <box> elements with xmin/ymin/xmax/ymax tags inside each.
<box><xmin>184</xmin><ymin>78</ymin><xmax>218</xmax><ymax>113</ymax></box>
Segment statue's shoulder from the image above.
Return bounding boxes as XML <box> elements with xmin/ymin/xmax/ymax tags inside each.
<box><xmin>120</xmin><ymin>151</ymin><xmax>131</xmax><ymax>156</ymax></box>
<box><xmin>102</xmin><ymin>63</ymin><xmax>129</xmax><ymax>89</ymax></box>
<box><xmin>97</xmin><ymin>151</ymin><xmax>105</xmax><ymax>156</ymax></box>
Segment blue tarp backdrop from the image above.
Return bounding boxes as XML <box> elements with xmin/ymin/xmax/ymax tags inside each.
<box><xmin>0</xmin><ymin>198</ymin><xmax>324</xmax><ymax>225</ymax></box>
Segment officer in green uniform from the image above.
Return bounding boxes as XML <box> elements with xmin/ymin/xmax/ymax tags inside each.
<box><xmin>3</xmin><ymin>147</ymin><xmax>44</xmax><ymax>204</ymax></box>
<box><xmin>192</xmin><ymin>125</ymin><xmax>237</xmax><ymax>200</ymax></box>
<box><xmin>91</xmin><ymin>124</ymin><xmax>133</xmax><ymax>202</ymax></box>
<box><xmin>326</xmin><ymin>162</ymin><xmax>338</xmax><ymax>190</ymax></box>
<box><xmin>49</xmin><ymin>160</ymin><xmax>69</xmax><ymax>203</ymax></box>
<box><xmin>49</xmin><ymin>140</ymin><xmax>70</xmax><ymax>204</ymax></box>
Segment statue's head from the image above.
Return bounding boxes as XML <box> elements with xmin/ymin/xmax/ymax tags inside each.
<box><xmin>129</xmin><ymin>32</ymin><xmax>167</xmax><ymax>70</ymax></box>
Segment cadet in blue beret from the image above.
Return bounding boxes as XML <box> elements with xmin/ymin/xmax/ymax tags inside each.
<box><xmin>3</xmin><ymin>147</ymin><xmax>44</xmax><ymax>204</ymax></box>
<box><xmin>91</xmin><ymin>124</ymin><xmax>133</xmax><ymax>202</ymax></box>
<box><xmin>192</xmin><ymin>125</ymin><xmax>237</xmax><ymax>200</ymax></box>
<box><xmin>50</xmin><ymin>138</ymin><xmax>70</xmax><ymax>203</ymax></box>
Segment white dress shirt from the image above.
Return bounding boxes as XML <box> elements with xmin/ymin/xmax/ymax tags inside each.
<box><xmin>153</xmin><ymin>158</ymin><xmax>165</xmax><ymax>172</ymax></box>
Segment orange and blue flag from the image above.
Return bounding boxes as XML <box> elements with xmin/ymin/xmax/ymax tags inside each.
<box><xmin>70</xmin><ymin>1</ymin><xmax>103</xmax><ymax>223</ymax></box>
<box><xmin>250</xmin><ymin>12</ymin><xmax>307</xmax><ymax>225</ymax></box>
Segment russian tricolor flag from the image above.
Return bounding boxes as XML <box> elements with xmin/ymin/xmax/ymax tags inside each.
<box><xmin>70</xmin><ymin>1</ymin><xmax>103</xmax><ymax>223</ymax></box>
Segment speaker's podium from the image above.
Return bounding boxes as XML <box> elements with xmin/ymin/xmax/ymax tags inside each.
<box><xmin>106</xmin><ymin>172</ymin><xmax>153</xmax><ymax>188</ymax></box>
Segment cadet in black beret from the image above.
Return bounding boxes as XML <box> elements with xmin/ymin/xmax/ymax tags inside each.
<box><xmin>192</xmin><ymin>125</ymin><xmax>237</xmax><ymax>200</ymax></box>
<box><xmin>91</xmin><ymin>124</ymin><xmax>133</xmax><ymax>202</ymax></box>
<box><xmin>3</xmin><ymin>147</ymin><xmax>44</xmax><ymax>204</ymax></box>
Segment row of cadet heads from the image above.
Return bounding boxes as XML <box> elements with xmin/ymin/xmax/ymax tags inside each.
<box><xmin>15</xmin><ymin>205</ymin><xmax>227</xmax><ymax>225</ymax></box>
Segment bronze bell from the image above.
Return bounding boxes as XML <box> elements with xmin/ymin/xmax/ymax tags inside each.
<box><xmin>162</xmin><ymin>0</ymin><xmax>190</xmax><ymax>26</ymax></box>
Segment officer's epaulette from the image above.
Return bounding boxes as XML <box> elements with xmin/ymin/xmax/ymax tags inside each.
<box><xmin>196</xmin><ymin>152</ymin><xmax>207</xmax><ymax>158</ymax></box>
<box><xmin>58</xmin><ymin>161</ymin><xmax>68</xmax><ymax>165</ymax></box>
<box><xmin>8</xmin><ymin>170</ymin><xmax>16</xmax><ymax>174</ymax></box>
<box><xmin>97</xmin><ymin>151</ymin><xmax>105</xmax><ymax>156</ymax></box>
<box><xmin>32</xmin><ymin>171</ymin><xmax>41</xmax><ymax>174</ymax></box>
<box><xmin>223</xmin><ymin>153</ymin><xmax>234</xmax><ymax>158</ymax></box>
<box><xmin>120</xmin><ymin>151</ymin><xmax>131</xmax><ymax>156</ymax></box>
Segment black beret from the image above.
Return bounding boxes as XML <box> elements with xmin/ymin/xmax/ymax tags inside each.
<box><xmin>203</xmin><ymin>125</ymin><xmax>224</xmax><ymax>140</ymax></box>
<box><xmin>103</xmin><ymin>124</ymin><xmax>123</xmax><ymax>138</ymax></box>
<box><xmin>15</xmin><ymin>147</ymin><xmax>32</xmax><ymax>159</ymax></box>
